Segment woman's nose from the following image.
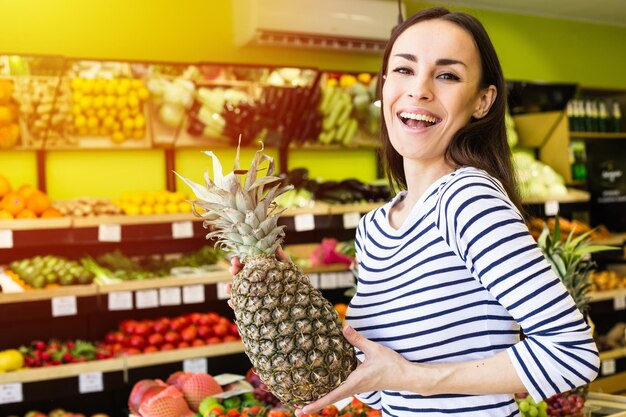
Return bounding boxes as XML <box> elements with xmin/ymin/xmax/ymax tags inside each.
<box><xmin>408</xmin><ymin>75</ymin><xmax>434</xmax><ymax>101</ymax></box>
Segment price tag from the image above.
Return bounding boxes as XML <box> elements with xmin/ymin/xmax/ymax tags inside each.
<box><xmin>544</xmin><ymin>200</ymin><xmax>560</xmax><ymax>216</ymax></box>
<box><xmin>294</xmin><ymin>214</ymin><xmax>315</xmax><ymax>232</ymax></box>
<box><xmin>216</xmin><ymin>282</ymin><xmax>230</xmax><ymax>300</ymax></box>
<box><xmin>614</xmin><ymin>296</ymin><xmax>626</xmax><ymax>311</ymax></box>
<box><xmin>159</xmin><ymin>287</ymin><xmax>182</xmax><ymax>306</ymax></box>
<box><xmin>135</xmin><ymin>289</ymin><xmax>159</xmax><ymax>309</ymax></box>
<box><xmin>0</xmin><ymin>383</ymin><xmax>23</xmax><ymax>404</ymax></box>
<box><xmin>342</xmin><ymin>212</ymin><xmax>361</xmax><ymax>229</ymax></box>
<box><xmin>79</xmin><ymin>372</ymin><xmax>104</xmax><ymax>393</ymax></box>
<box><xmin>320</xmin><ymin>273</ymin><xmax>339</xmax><ymax>289</ymax></box>
<box><xmin>108</xmin><ymin>291</ymin><xmax>133</xmax><ymax>311</ymax></box>
<box><xmin>308</xmin><ymin>273</ymin><xmax>320</xmax><ymax>288</ymax></box>
<box><xmin>0</xmin><ymin>230</ymin><xmax>14</xmax><ymax>249</ymax></box>
<box><xmin>172</xmin><ymin>221</ymin><xmax>194</xmax><ymax>239</ymax></box>
<box><xmin>601</xmin><ymin>359</ymin><xmax>616</xmax><ymax>376</ymax></box>
<box><xmin>98</xmin><ymin>224</ymin><xmax>121</xmax><ymax>242</ymax></box>
<box><xmin>52</xmin><ymin>296</ymin><xmax>78</xmax><ymax>317</ymax></box>
<box><xmin>183</xmin><ymin>284</ymin><xmax>205</xmax><ymax>304</ymax></box>
<box><xmin>183</xmin><ymin>358</ymin><xmax>208</xmax><ymax>374</ymax></box>
<box><xmin>336</xmin><ymin>271</ymin><xmax>355</xmax><ymax>288</ymax></box>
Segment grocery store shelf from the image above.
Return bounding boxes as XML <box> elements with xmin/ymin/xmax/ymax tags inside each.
<box><xmin>592</xmin><ymin>233</ymin><xmax>626</xmax><ymax>246</ymax></box>
<box><xmin>599</xmin><ymin>347</ymin><xmax>626</xmax><ymax>361</ymax></box>
<box><xmin>0</xmin><ymin>357</ymin><xmax>124</xmax><ymax>384</ymax></box>
<box><xmin>590</xmin><ymin>371</ymin><xmax>626</xmax><ymax>395</ymax></box>
<box><xmin>282</xmin><ymin>202</ymin><xmax>332</xmax><ymax>216</ymax></box>
<box><xmin>124</xmin><ymin>341</ymin><xmax>245</xmax><ymax>368</ymax></box>
<box><xmin>72</xmin><ymin>213</ymin><xmax>197</xmax><ymax>227</ymax></box>
<box><xmin>589</xmin><ymin>288</ymin><xmax>626</xmax><ymax>303</ymax></box>
<box><xmin>0</xmin><ymin>217</ymin><xmax>72</xmax><ymax>231</ymax></box>
<box><xmin>303</xmin><ymin>264</ymin><xmax>352</xmax><ymax>274</ymax></box>
<box><xmin>570</xmin><ymin>132</ymin><xmax>626</xmax><ymax>140</ymax></box>
<box><xmin>522</xmin><ymin>188</ymin><xmax>590</xmax><ymax>205</ymax></box>
<box><xmin>0</xmin><ymin>284</ymin><xmax>97</xmax><ymax>304</ymax></box>
<box><xmin>97</xmin><ymin>270</ymin><xmax>231</xmax><ymax>293</ymax></box>
<box><xmin>328</xmin><ymin>202</ymin><xmax>383</xmax><ymax>214</ymax></box>
<box><xmin>0</xmin><ymin>342</ymin><xmax>245</xmax><ymax>385</ymax></box>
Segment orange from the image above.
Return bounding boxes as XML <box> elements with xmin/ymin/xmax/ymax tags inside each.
<box><xmin>40</xmin><ymin>208</ymin><xmax>63</xmax><ymax>218</ymax></box>
<box><xmin>0</xmin><ymin>175</ymin><xmax>11</xmax><ymax>198</ymax></box>
<box><xmin>17</xmin><ymin>184</ymin><xmax>37</xmax><ymax>200</ymax></box>
<box><xmin>16</xmin><ymin>208</ymin><xmax>36</xmax><ymax>219</ymax></box>
<box><xmin>0</xmin><ymin>210</ymin><xmax>13</xmax><ymax>219</ymax></box>
<box><xmin>25</xmin><ymin>190</ymin><xmax>51</xmax><ymax>215</ymax></box>
<box><xmin>1</xmin><ymin>192</ymin><xmax>24</xmax><ymax>216</ymax></box>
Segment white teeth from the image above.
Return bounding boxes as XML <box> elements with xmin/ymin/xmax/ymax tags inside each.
<box><xmin>399</xmin><ymin>112</ymin><xmax>438</xmax><ymax>124</ymax></box>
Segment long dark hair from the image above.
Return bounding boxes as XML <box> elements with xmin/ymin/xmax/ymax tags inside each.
<box><xmin>377</xmin><ymin>7</ymin><xmax>522</xmax><ymax>212</ymax></box>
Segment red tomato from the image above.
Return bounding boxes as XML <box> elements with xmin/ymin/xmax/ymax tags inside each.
<box><xmin>177</xmin><ymin>341</ymin><xmax>190</xmax><ymax>349</ymax></box>
<box><xmin>196</xmin><ymin>325</ymin><xmax>213</xmax><ymax>339</ymax></box>
<box><xmin>119</xmin><ymin>320</ymin><xmax>138</xmax><ymax>335</ymax></box>
<box><xmin>164</xmin><ymin>331</ymin><xmax>180</xmax><ymax>344</ymax></box>
<box><xmin>124</xmin><ymin>348</ymin><xmax>141</xmax><ymax>355</ymax></box>
<box><xmin>143</xmin><ymin>345</ymin><xmax>158</xmax><ymax>353</ymax></box>
<box><xmin>228</xmin><ymin>324</ymin><xmax>239</xmax><ymax>336</ymax></box>
<box><xmin>187</xmin><ymin>313</ymin><xmax>202</xmax><ymax>324</ymax></box>
<box><xmin>205</xmin><ymin>337</ymin><xmax>222</xmax><ymax>345</ymax></box>
<box><xmin>212</xmin><ymin>323</ymin><xmax>229</xmax><ymax>337</ymax></box>
<box><xmin>180</xmin><ymin>325</ymin><xmax>197</xmax><ymax>342</ymax></box>
<box><xmin>227</xmin><ymin>409</ymin><xmax>241</xmax><ymax>417</ymax></box>
<box><xmin>133</xmin><ymin>322</ymin><xmax>150</xmax><ymax>336</ymax></box>
<box><xmin>129</xmin><ymin>335</ymin><xmax>146</xmax><ymax>349</ymax></box>
<box><xmin>223</xmin><ymin>335</ymin><xmax>239</xmax><ymax>342</ymax></box>
<box><xmin>160</xmin><ymin>343</ymin><xmax>175</xmax><ymax>351</ymax></box>
<box><xmin>191</xmin><ymin>339</ymin><xmax>205</xmax><ymax>347</ymax></box>
<box><xmin>170</xmin><ymin>316</ymin><xmax>190</xmax><ymax>332</ymax></box>
<box><xmin>321</xmin><ymin>405</ymin><xmax>338</xmax><ymax>417</ymax></box>
<box><xmin>147</xmin><ymin>333</ymin><xmax>164</xmax><ymax>346</ymax></box>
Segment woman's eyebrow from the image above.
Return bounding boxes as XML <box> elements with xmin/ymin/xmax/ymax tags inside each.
<box><xmin>393</xmin><ymin>54</ymin><xmax>467</xmax><ymax>68</ymax></box>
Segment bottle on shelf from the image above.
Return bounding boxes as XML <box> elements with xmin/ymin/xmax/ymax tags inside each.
<box><xmin>611</xmin><ymin>101</ymin><xmax>622</xmax><ymax>133</ymax></box>
<box><xmin>569</xmin><ymin>139</ymin><xmax>587</xmax><ymax>182</ymax></box>
<box><xmin>598</xmin><ymin>101</ymin><xmax>609</xmax><ymax>133</ymax></box>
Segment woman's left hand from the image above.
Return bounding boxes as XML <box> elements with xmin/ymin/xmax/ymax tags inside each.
<box><xmin>296</xmin><ymin>326</ymin><xmax>415</xmax><ymax>416</ymax></box>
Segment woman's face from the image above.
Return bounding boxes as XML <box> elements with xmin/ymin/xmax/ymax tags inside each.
<box><xmin>382</xmin><ymin>19</ymin><xmax>495</xmax><ymax>163</ymax></box>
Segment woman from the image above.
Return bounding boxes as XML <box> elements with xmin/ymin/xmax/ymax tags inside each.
<box><xmin>234</xmin><ymin>7</ymin><xmax>599</xmax><ymax>417</ymax></box>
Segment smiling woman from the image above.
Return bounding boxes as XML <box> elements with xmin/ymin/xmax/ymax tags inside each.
<box><xmin>291</xmin><ymin>6</ymin><xmax>600</xmax><ymax>417</ymax></box>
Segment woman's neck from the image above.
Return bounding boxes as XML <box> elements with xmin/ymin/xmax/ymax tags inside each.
<box><xmin>401</xmin><ymin>158</ymin><xmax>457</xmax><ymax>208</ymax></box>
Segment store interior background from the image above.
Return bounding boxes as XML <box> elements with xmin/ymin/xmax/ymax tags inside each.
<box><xmin>1</xmin><ymin>0</ymin><xmax>626</xmax><ymax>199</ymax></box>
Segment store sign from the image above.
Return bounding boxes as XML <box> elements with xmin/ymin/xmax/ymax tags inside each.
<box><xmin>614</xmin><ymin>295</ymin><xmax>626</xmax><ymax>311</ymax></box>
<box><xmin>108</xmin><ymin>291</ymin><xmax>133</xmax><ymax>311</ymax></box>
<box><xmin>183</xmin><ymin>358</ymin><xmax>208</xmax><ymax>374</ymax></box>
<box><xmin>294</xmin><ymin>214</ymin><xmax>315</xmax><ymax>231</ymax></box>
<box><xmin>52</xmin><ymin>296</ymin><xmax>78</xmax><ymax>317</ymax></box>
<box><xmin>0</xmin><ymin>383</ymin><xmax>23</xmax><ymax>404</ymax></box>
<box><xmin>159</xmin><ymin>287</ymin><xmax>182</xmax><ymax>306</ymax></box>
<box><xmin>601</xmin><ymin>359</ymin><xmax>616</xmax><ymax>376</ymax></box>
<box><xmin>342</xmin><ymin>212</ymin><xmax>361</xmax><ymax>229</ymax></box>
<box><xmin>135</xmin><ymin>289</ymin><xmax>159</xmax><ymax>309</ymax></box>
<box><xmin>182</xmin><ymin>284</ymin><xmax>205</xmax><ymax>304</ymax></box>
<box><xmin>0</xmin><ymin>230</ymin><xmax>13</xmax><ymax>249</ymax></box>
<box><xmin>79</xmin><ymin>372</ymin><xmax>104</xmax><ymax>393</ymax></box>
<box><xmin>172</xmin><ymin>221</ymin><xmax>194</xmax><ymax>239</ymax></box>
<box><xmin>98</xmin><ymin>224</ymin><xmax>121</xmax><ymax>242</ymax></box>
<box><xmin>586</xmin><ymin>140</ymin><xmax>626</xmax><ymax>231</ymax></box>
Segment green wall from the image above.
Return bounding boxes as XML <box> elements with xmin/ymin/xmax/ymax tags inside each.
<box><xmin>1</xmin><ymin>0</ymin><xmax>625</xmax><ymax>198</ymax></box>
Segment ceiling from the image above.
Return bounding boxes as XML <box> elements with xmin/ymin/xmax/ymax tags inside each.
<box><xmin>414</xmin><ymin>0</ymin><xmax>626</xmax><ymax>27</ymax></box>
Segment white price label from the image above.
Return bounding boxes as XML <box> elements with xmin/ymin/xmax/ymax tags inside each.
<box><xmin>544</xmin><ymin>200</ymin><xmax>560</xmax><ymax>216</ymax></box>
<box><xmin>159</xmin><ymin>287</ymin><xmax>182</xmax><ymax>306</ymax></box>
<box><xmin>52</xmin><ymin>296</ymin><xmax>78</xmax><ymax>317</ymax></box>
<box><xmin>183</xmin><ymin>284</ymin><xmax>205</xmax><ymax>304</ymax></box>
<box><xmin>342</xmin><ymin>212</ymin><xmax>361</xmax><ymax>229</ymax></box>
<box><xmin>183</xmin><ymin>358</ymin><xmax>208</xmax><ymax>374</ymax></box>
<box><xmin>0</xmin><ymin>383</ymin><xmax>23</xmax><ymax>404</ymax></box>
<box><xmin>79</xmin><ymin>372</ymin><xmax>104</xmax><ymax>393</ymax></box>
<box><xmin>98</xmin><ymin>224</ymin><xmax>121</xmax><ymax>242</ymax></box>
<box><xmin>135</xmin><ymin>289</ymin><xmax>159</xmax><ymax>309</ymax></box>
<box><xmin>172</xmin><ymin>221</ymin><xmax>194</xmax><ymax>239</ymax></box>
<box><xmin>108</xmin><ymin>291</ymin><xmax>133</xmax><ymax>311</ymax></box>
<box><xmin>320</xmin><ymin>272</ymin><xmax>339</xmax><ymax>289</ymax></box>
<box><xmin>336</xmin><ymin>271</ymin><xmax>355</xmax><ymax>288</ymax></box>
<box><xmin>294</xmin><ymin>214</ymin><xmax>315</xmax><ymax>232</ymax></box>
<box><xmin>0</xmin><ymin>230</ymin><xmax>14</xmax><ymax>249</ymax></box>
<box><xmin>614</xmin><ymin>296</ymin><xmax>626</xmax><ymax>311</ymax></box>
<box><xmin>308</xmin><ymin>273</ymin><xmax>320</xmax><ymax>289</ymax></box>
<box><xmin>601</xmin><ymin>359</ymin><xmax>616</xmax><ymax>376</ymax></box>
<box><xmin>216</xmin><ymin>282</ymin><xmax>230</xmax><ymax>300</ymax></box>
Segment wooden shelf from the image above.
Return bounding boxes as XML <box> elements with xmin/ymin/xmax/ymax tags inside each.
<box><xmin>0</xmin><ymin>342</ymin><xmax>245</xmax><ymax>384</ymax></box>
<box><xmin>0</xmin><ymin>217</ymin><xmax>72</xmax><ymax>231</ymax></box>
<box><xmin>599</xmin><ymin>347</ymin><xmax>626</xmax><ymax>361</ymax></box>
<box><xmin>0</xmin><ymin>284</ymin><xmax>97</xmax><ymax>304</ymax></box>
<box><xmin>72</xmin><ymin>213</ymin><xmax>197</xmax><ymax>227</ymax></box>
<box><xmin>522</xmin><ymin>188</ymin><xmax>590</xmax><ymax>205</ymax></box>
<box><xmin>592</xmin><ymin>233</ymin><xmax>626</xmax><ymax>246</ymax></box>
<box><xmin>328</xmin><ymin>202</ymin><xmax>383</xmax><ymax>214</ymax></box>
<box><xmin>125</xmin><ymin>341</ymin><xmax>244</xmax><ymax>368</ymax></box>
<box><xmin>589</xmin><ymin>288</ymin><xmax>626</xmax><ymax>303</ymax></box>
<box><xmin>97</xmin><ymin>269</ymin><xmax>230</xmax><ymax>293</ymax></box>
<box><xmin>570</xmin><ymin>131</ymin><xmax>626</xmax><ymax>140</ymax></box>
<box><xmin>0</xmin><ymin>357</ymin><xmax>124</xmax><ymax>384</ymax></box>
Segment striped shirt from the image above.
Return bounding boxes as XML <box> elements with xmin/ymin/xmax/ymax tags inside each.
<box><xmin>347</xmin><ymin>167</ymin><xmax>599</xmax><ymax>417</ymax></box>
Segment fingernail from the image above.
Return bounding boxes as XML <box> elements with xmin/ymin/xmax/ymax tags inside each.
<box><xmin>343</xmin><ymin>325</ymin><xmax>354</xmax><ymax>337</ymax></box>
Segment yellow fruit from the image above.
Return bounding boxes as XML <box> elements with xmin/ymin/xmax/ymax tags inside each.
<box><xmin>93</xmin><ymin>95</ymin><xmax>105</xmax><ymax>109</ymax></box>
<box><xmin>71</xmin><ymin>104</ymin><xmax>82</xmax><ymax>116</ymax></box>
<box><xmin>134</xmin><ymin>114</ymin><xmax>146</xmax><ymax>129</ymax></box>
<box><xmin>357</xmin><ymin>73</ymin><xmax>372</xmax><ymax>84</ymax></box>
<box><xmin>118</xmin><ymin>108</ymin><xmax>130</xmax><ymax>121</ymax></box>
<box><xmin>104</xmin><ymin>80</ymin><xmax>117</xmax><ymax>95</ymax></box>
<box><xmin>131</xmin><ymin>79</ymin><xmax>144</xmax><ymax>90</ymax></box>
<box><xmin>111</xmin><ymin>131</ymin><xmax>125</xmax><ymax>143</ymax></box>
<box><xmin>128</xmin><ymin>95</ymin><xmax>140</xmax><ymax>108</ymax></box>
<box><xmin>93</xmin><ymin>79</ymin><xmax>107</xmax><ymax>95</ymax></box>
<box><xmin>81</xmin><ymin>79</ymin><xmax>95</xmax><ymax>94</ymax></box>
<box><xmin>85</xmin><ymin>108</ymin><xmax>96</xmax><ymax>117</ymax></box>
<box><xmin>123</xmin><ymin>204</ymin><xmax>140</xmax><ymax>215</ymax></box>
<box><xmin>74</xmin><ymin>115</ymin><xmax>87</xmax><ymax>129</ymax></box>
<box><xmin>140</xmin><ymin>204</ymin><xmax>153</xmax><ymax>215</ymax></box>
<box><xmin>104</xmin><ymin>95</ymin><xmax>116</xmax><ymax>108</ymax></box>
<box><xmin>155</xmin><ymin>192</ymin><xmax>169</xmax><ymax>204</ymax></box>
<box><xmin>87</xmin><ymin>116</ymin><xmax>99</xmax><ymax>129</ymax></box>
<box><xmin>153</xmin><ymin>203</ymin><xmax>166</xmax><ymax>214</ymax></box>
<box><xmin>108</xmin><ymin>108</ymin><xmax>119</xmax><ymax>119</ymax></box>
<box><xmin>137</xmin><ymin>87</ymin><xmax>150</xmax><ymax>101</ymax></box>
<box><xmin>0</xmin><ymin>107</ymin><xmax>12</xmax><ymax>126</ymax></box>
<box><xmin>72</xmin><ymin>91</ymin><xmax>83</xmax><ymax>103</ymax></box>
<box><xmin>165</xmin><ymin>202</ymin><xmax>179</xmax><ymax>213</ymax></box>
<box><xmin>71</xmin><ymin>78</ymin><xmax>83</xmax><ymax>91</ymax></box>
<box><xmin>116</xmin><ymin>81</ymin><xmax>130</xmax><ymax>96</ymax></box>
<box><xmin>99</xmin><ymin>126</ymin><xmax>110</xmax><ymax>136</ymax></box>
<box><xmin>129</xmin><ymin>106</ymin><xmax>140</xmax><ymax>116</ymax></box>
<box><xmin>77</xmin><ymin>126</ymin><xmax>88</xmax><ymax>135</ymax></box>
<box><xmin>80</xmin><ymin>96</ymin><xmax>93</xmax><ymax>110</ymax></box>
<box><xmin>0</xmin><ymin>349</ymin><xmax>23</xmax><ymax>372</ymax></box>
<box><xmin>122</xmin><ymin>118</ymin><xmax>135</xmax><ymax>130</ymax></box>
<box><xmin>111</xmin><ymin>121</ymin><xmax>121</xmax><ymax>133</ymax></box>
<box><xmin>168</xmin><ymin>191</ymin><xmax>186</xmax><ymax>203</ymax></box>
<box><xmin>129</xmin><ymin>193</ymin><xmax>143</xmax><ymax>205</ymax></box>
<box><xmin>0</xmin><ymin>175</ymin><xmax>12</xmax><ymax>198</ymax></box>
<box><xmin>144</xmin><ymin>192</ymin><xmax>157</xmax><ymax>205</ymax></box>
<box><xmin>102</xmin><ymin>116</ymin><xmax>115</xmax><ymax>128</ymax></box>
<box><xmin>96</xmin><ymin>108</ymin><xmax>108</xmax><ymax>120</ymax></box>
<box><xmin>132</xmin><ymin>129</ymin><xmax>144</xmax><ymax>140</ymax></box>
<box><xmin>116</xmin><ymin>96</ymin><xmax>128</xmax><ymax>110</ymax></box>
<box><xmin>177</xmin><ymin>201</ymin><xmax>191</xmax><ymax>213</ymax></box>
<box><xmin>88</xmin><ymin>126</ymin><xmax>99</xmax><ymax>136</ymax></box>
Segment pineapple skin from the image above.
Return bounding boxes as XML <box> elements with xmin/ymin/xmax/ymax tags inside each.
<box><xmin>231</xmin><ymin>255</ymin><xmax>357</xmax><ymax>406</ymax></box>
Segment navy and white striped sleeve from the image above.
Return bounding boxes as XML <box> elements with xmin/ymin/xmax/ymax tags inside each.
<box><xmin>350</xmin><ymin>215</ymin><xmax>382</xmax><ymax>409</ymax></box>
<box><xmin>435</xmin><ymin>171</ymin><xmax>599</xmax><ymax>402</ymax></box>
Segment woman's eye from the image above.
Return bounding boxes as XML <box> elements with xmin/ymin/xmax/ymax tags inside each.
<box><xmin>392</xmin><ymin>67</ymin><xmax>412</xmax><ymax>75</ymax></box>
<box><xmin>438</xmin><ymin>72</ymin><xmax>460</xmax><ymax>81</ymax></box>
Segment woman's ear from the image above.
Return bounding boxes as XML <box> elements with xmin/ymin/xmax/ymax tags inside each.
<box><xmin>473</xmin><ymin>85</ymin><xmax>497</xmax><ymax>119</ymax></box>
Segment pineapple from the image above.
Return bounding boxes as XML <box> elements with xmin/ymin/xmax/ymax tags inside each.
<box><xmin>176</xmin><ymin>144</ymin><xmax>357</xmax><ymax>406</ymax></box>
